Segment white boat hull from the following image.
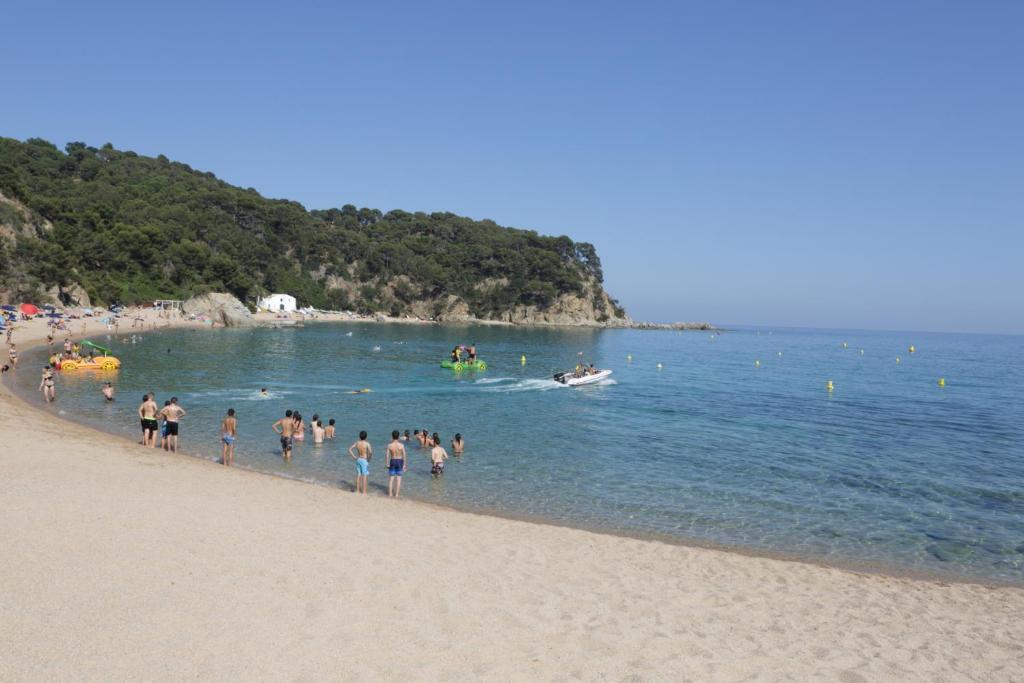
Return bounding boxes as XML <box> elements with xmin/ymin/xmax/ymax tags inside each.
<box><xmin>554</xmin><ymin>369</ymin><xmax>613</xmax><ymax>386</ymax></box>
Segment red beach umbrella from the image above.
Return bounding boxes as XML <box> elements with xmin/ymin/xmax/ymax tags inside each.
<box><xmin>19</xmin><ymin>303</ymin><xmax>39</xmax><ymax>315</ymax></box>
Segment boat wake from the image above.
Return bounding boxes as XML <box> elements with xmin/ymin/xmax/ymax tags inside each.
<box><xmin>479</xmin><ymin>378</ymin><xmax>563</xmax><ymax>393</ymax></box>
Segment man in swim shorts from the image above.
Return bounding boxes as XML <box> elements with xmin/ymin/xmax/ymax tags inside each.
<box><xmin>272</xmin><ymin>409</ymin><xmax>295</xmax><ymax>460</ymax></box>
<box><xmin>221</xmin><ymin>408</ymin><xmax>237</xmax><ymax>467</ymax></box>
<box><xmin>348</xmin><ymin>430</ymin><xmax>372</xmax><ymax>494</ymax></box>
<box><xmin>160</xmin><ymin>396</ymin><xmax>186</xmax><ymax>452</ymax></box>
<box><xmin>386</xmin><ymin>430</ymin><xmax>407</xmax><ymax>498</ymax></box>
<box><xmin>138</xmin><ymin>393</ymin><xmax>159</xmax><ymax>447</ymax></box>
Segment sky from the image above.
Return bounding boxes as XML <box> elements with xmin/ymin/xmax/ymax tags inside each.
<box><xmin>2</xmin><ymin>1</ymin><xmax>1022</xmax><ymax>333</ymax></box>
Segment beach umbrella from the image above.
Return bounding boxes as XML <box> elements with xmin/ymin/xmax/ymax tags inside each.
<box><xmin>1</xmin><ymin>305</ymin><xmax>14</xmax><ymax>312</ymax></box>
<box><xmin>20</xmin><ymin>303</ymin><xmax>39</xmax><ymax>315</ymax></box>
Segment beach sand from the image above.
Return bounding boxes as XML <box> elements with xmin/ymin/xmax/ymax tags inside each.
<box><xmin>2</xmin><ymin>317</ymin><xmax>1023</xmax><ymax>681</ymax></box>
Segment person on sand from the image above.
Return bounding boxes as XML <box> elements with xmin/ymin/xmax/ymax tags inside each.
<box><xmin>312</xmin><ymin>420</ymin><xmax>325</xmax><ymax>444</ymax></box>
<box><xmin>348</xmin><ymin>430</ymin><xmax>373</xmax><ymax>494</ymax></box>
<box><xmin>39</xmin><ymin>366</ymin><xmax>56</xmax><ymax>403</ymax></box>
<box><xmin>325</xmin><ymin>419</ymin><xmax>336</xmax><ymax>440</ymax></box>
<box><xmin>451</xmin><ymin>433</ymin><xmax>465</xmax><ymax>456</ymax></box>
<box><xmin>386</xmin><ymin>430</ymin><xmax>407</xmax><ymax>498</ymax></box>
<box><xmin>221</xmin><ymin>408</ymin><xmax>237</xmax><ymax>467</ymax></box>
<box><xmin>272</xmin><ymin>409</ymin><xmax>295</xmax><ymax>460</ymax></box>
<box><xmin>430</xmin><ymin>434</ymin><xmax>448</xmax><ymax>477</ymax></box>
<box><xmin>102</xmin><ymin>382</ymin><xmax>115</xmax><ymax>401</ymax></box>
<box><xmin>8</xmin><ymin>344</ymin><xmax>17</xmax><ymax>369</ymax></box>
<box><xmin>160</xmin><ymin>397</ymin><xmax>186</xmax><ymax>452</ymax></box>
<box><xmin>139</xmin><ymin>393</ymin><xmax>159</xmax><ymax>447</ymax></box>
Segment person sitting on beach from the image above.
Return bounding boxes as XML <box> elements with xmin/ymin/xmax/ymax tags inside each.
<box><xmin>139</xmin><ymin>393</ymin><xmax>159</xmax><ymax>447</ymax></box>
<box><xmin>386</xmin><ymin>430</ymin><xmax>407</xmax><ymax>498</ymax></box>
<box><xmin>348</xmin><ymin>431</ymin><xmax>373</xmax><ymax>494</ymax></box>
<box><xmin>312</xmin><ymin>420</ymin><xmax>325</xmax><ymax>444</ymax></box>
<box><xmin>272</xmin><ymin>409</ymin><xmax>295</xmax><ymax>460</ymax></box>
<box><xmin>221</xmin><ymin>408</ymin><xmax>237</xmax><ymax>467</ymax></box>
<box><xmin>102</xmin><ymin>382</ymin><xmax>115</xmax><ymax>401</ymax></box>
<box><xmin>451</xmin><ymin>433</ymin><xmax>465</xmax><ymax>456</ymax></box>
<box><xmin>325</xmin><ymin>418</ymin><xmax>336</xmax><ymax>440</ymax></box>
<box><xmin>430</xmin><ymin>434</ymin><xmax>448</xmax><ymax>477</ymax></box>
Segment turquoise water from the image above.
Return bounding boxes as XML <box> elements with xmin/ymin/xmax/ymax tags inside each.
<box><xmin>11</xmin><ymin>323</ymin><xmax>1024</xmax><ymax>584</ymax></box>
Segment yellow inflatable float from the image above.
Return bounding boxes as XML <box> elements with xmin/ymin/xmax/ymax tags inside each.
<box><xmin>59</xmin><ymin>340</ymin><xmax>121</xmax><ymax>371</ymax></box>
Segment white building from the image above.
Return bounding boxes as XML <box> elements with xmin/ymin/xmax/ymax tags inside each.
<box><xmin>258</xmin><ymin>293</ymin><xmax>297</xmax><ymax>312</ymax></box>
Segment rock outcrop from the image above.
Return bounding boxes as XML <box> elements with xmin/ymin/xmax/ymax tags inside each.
<box><xmin>182</xmin><ymin>293</ymin><xmax>254</xmax><ymax>327</ymax></box>
<box><xmin>47</xmin><ymin>284</ymin><xmax>91</xmax><ymax>307</ymax></box>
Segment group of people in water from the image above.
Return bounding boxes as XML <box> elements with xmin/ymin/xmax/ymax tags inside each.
<box><xmin>269</xmin><ymin>407</ymin><xmax>465</xmax><ymax>497</ymax></box>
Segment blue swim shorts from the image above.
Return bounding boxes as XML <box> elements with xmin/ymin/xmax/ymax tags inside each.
<box><xmin>388</xmin><ymin>459</ymin><xmax>404</xmax><ymax>476</ymax></box>
<box><xmin>356</xmin><ymin>457</ymin><xmax>369</xmax><ymax>476</ymax></box>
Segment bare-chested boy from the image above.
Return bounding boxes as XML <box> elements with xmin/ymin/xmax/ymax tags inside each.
<box><xmin>221</xmin><ymin>408</ymin><xmax>237</xmax><ymax>466</ymax></box>
<box><xmin>348</xmin><ymin>430</ymin><xmax>373</xmax><ymax>494</ymax></box>
<box><xmin>138</xmin><ymin>393</ymin><xmax>159</xmax><ymax>447</ymax></box>
<box><xmin>272</xmin><ymin>409</ymin><xmax>295</xmax><ymax>460</ymax></box>
<box><xmin>325</xmin><ymin>419</ymin><xmax>336</xmax><ymax>440</ymax></box>
<box><xmin>159</xmin><ymin>397</ymin><xmax>186</xmax><ymax>452</ymax></box>
<box><xmin>386</xmin><ymin>430</ymin><xmax>407</xmax><ymax>498</ymax></box>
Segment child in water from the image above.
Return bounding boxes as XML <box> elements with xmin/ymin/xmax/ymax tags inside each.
<box><xmin>430</xmin><ymin>433</ymin><xmax>448</xmax><ymax>477</ymax></box>
<box><xmin>325</xmin><ymin>419</ymin><xmax>336</xmax><ymax>440</ymax></box>
<box><xmin>451</xmin><ymin>433</ymin><xmax>465</xmax><ymax>456</ymax></box>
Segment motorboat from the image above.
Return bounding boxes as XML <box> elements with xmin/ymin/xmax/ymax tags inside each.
<box><xmin>553</xmin><ymin>368</ymin><xmax>612</xmax><ymax>387</ymax></box>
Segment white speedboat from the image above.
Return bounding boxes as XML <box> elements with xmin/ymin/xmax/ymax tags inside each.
<box><xmin>553</xmin><ymin>369</ymin><xmax>613</xmax><ymax>387</ymax></box>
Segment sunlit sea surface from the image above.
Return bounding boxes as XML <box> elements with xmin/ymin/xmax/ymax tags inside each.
<box><xmin>11</xmin><ymin>323</ymin><xmax>1024</xmax><ymax>584</ymax></box>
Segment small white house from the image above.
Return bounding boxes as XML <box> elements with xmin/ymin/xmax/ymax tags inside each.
<box><xmin>258</xmin><ymin>293</ymin><xmax>297</xmax><ymax>313</ymax></box>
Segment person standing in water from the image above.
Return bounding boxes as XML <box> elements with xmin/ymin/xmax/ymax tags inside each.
<box><xmin>160</xmin><ymin>397</ymin><xmax>186</xmax><ymax>453</ymax></box>
<box><xmin>8</xmin><ymin>344</ymin><xmax>18</xmax><ymax>369</ymax></box>
<box><xmin>139</xmin><ymin>393</ymin><xmax>159</xmax><ymax>447</ymax></box>
<box><xmin>386</xmin><ymin>430</ymin><xmax>407</xmax><ymax>498</ymax></box>
<box><xmin>221</xmin><ymin>408</ymin><xmax>237</xmax><ymax>467</ymax></box>
<box><xmin>451</xmin><ymin>433</ymin><xmax>465</xmax><ymax>456</ymax></box>
<box><xmin>38</xmin><ymin>366</ymin><xmax>56</xmax><ymax>403</ymax></box>
<box><xmin>272</xmin><ymin>409</ymin><xmax>295</xmax><ymax>460</ymax></box>
<box><xmin>348</xmin><ymin>430</ymin><xmax>373</xmax><ymax>494</ymax></box>
<box><xmin>430</xmin><ymin>434</ymin><xmax>449</xmax><ymax>477</ymax></box>
<box><xmin>102</xmin><ymin>382</ymin><xmax>115</xmax><ymax>401</ymax></box>
<box><xmin>312</xmin><ymin>420</ymin><xmax>325</xmax><ymax>444</ymax></box>
<box><xmin>325</xmin><ymin>419</ymin><xmax>336</xmax><ymax>440</ymax></box>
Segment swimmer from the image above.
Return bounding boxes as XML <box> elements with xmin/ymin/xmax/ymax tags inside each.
<box><xmin>403</xmin><ymin>430</ymin><xmax>411</xmax><ymax>442</ymax></box>
<box><xmin>325</xmin><ymin>419</ymin><xmax>336</xmax><ymax>439</ymax></box>
<box><xmin>430</xmin><ymin>434</ymin><xmax>448</xmax><ymax>477</ymax></box>
<box><xmin>259</xmin><ymin>387</ymin><xmax>269</xmax><ymax>397</ymax></box>
<box><xmin>348</xmin><ymin>430</ymin><xmax>373</xmax><ymax>494</ymax></box>
<box><xmin>271</xmin><ymin>409</ymin><xmax>295</xmax><ymax>460</ymax></box>
<box><xmin>313</xmin><ymin>420</ymin><xmax>325</xmax><ymax>444</ymax></box>
<box><xmin>102</xmin><ymin>382</ymin><xmax>115</xmax><ymax>401</ymax></box>
<box><xmin>451</xmin><ymin>433</ymin><xmax>465</xmax><ymax>456</ymax></box>
<box><xmin>221</xmin><ymin>408</ymin><xmax>237</xmax><ymax>466</ymax></box>
<box><xmin>386</xmin><ymin>430</ymin><xmax>407</xmax><ymax>498</ymax></box>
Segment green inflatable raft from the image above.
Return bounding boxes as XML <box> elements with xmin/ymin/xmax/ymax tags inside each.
<box><xmin>440</xmin><ymin>359</ymin><xmax>488</xmax><ymax>372</ymax></box>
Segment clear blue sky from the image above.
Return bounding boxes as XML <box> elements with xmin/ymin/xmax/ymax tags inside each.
<box><xmin>3</xmin><ymin>1</ymin><xmax>1022</xmax><ymax>333</ymax></box>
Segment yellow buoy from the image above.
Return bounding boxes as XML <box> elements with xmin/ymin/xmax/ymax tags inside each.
<box><xmin>909</xmin><ymin>345</ymin><xmax>916</xmax><ymax>353</ymax></box>
<box><xmin>755</xmin><ymin>360</ymin><xmax>760</xmax><ymax>367</ymax></box>
<box><xmin>826</xmin><ymin>380</ymin><xmax>834</xmax><ymax>392</ymax></box>
<box><xmin>938</xmin><ymin>378</ymin><xmax>945</xmax><ymax>387</ymax></box>
<box><xmin>521</xmin><ymin>355</ymin><xmax>526</xmax><ymax>365</ymax></box>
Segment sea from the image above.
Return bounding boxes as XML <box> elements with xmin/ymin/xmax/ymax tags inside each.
<box><xmin>10</xmin><ymin>323</ymin><xmax>1024</xmax><ymax>585</ymax></box>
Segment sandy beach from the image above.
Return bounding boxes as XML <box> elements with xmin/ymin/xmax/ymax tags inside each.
<box><xmin>2</xmin><ymin>317</ymin><xmax>1023</xmax><ymax>681</ymax></box>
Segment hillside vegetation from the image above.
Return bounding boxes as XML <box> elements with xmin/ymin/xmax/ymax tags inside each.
<box><xmin>0</xmin><ymin>137</ymin><xmax>625</xmax><ymax>322</ymax></box>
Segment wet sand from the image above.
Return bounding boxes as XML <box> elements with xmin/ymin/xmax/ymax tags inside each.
<box><xmin>2</xmin><ymin>314</ymin><xmax>1023</xmax><ymax>680</ymax></box>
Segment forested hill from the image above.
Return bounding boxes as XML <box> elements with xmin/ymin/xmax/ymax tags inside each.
<box><xmin>0</xmin><ymin>137</ymin><xmax>627</xmax><ymax>324</ymax></box>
